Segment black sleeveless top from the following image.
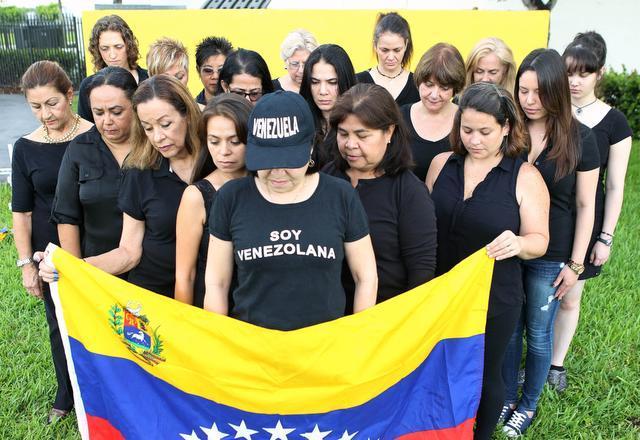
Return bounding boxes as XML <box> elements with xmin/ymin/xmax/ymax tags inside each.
<box><xmin>193</xmin><ymin>179</ymin><xmax>217</xmax><ymax>308</ymax></box>
<box><xmin>432</xmin><ymin>154</ymin><xmax>524</xmax><ymax>317</ymax></box>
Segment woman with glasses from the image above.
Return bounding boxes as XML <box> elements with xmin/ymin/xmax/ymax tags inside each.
<box><xmin>217</xmin><ymin>48</ymin><xmax>274</xmax><ymax>104</ymax></box>
<box><xmin>195</xmin><ymin>36</ymin><xmax>234</xmax><ymax>106</ymax></box>
<box><xmin>356</xmin><ymin>12</ymin><xmax>419</xmax><ymax>107</ymax></box>
<box><xmin>272</xmin><ymin>29</ymin><xmax>318</xmax><ymax>93</ymax></box>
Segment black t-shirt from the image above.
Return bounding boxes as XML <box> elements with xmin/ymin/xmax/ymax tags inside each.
<box><xmin>400</xmin><ymin>103</ymin><xmax>452</xmax><ymax>182</ymax></box>
<box><xmin>195</xmin><ymin>89</ymin><xmax>207</xmax><ymax>106</ymax></box>
<box><xmin>50</xmin><ymin>126</ymin><xmax>124</xmax><ymax>257</ymax></box>
<box><xmin>324</xmin><ymin>165</ymin><xmax>437</xmax><ymax>303</ymax></box>
<box><xmin>356</xmin><ymin>70</ymin><xmax>420</xmax><ymax>107</ymax></box>
<box><xmin>272</xmin><ymin>78</ymin><xmax>284</xmax><ymax>92</ymax></box>
<box><xmin>192</xmin><ymin>179</ymin><xmax>217</xmax><ymax>308</ymax></box>
<box><xmin>118</xmin><ymin>157</ymin><xmax>187</xmax><ymax>297</ymax></box>
<box><xmin>432</xmin><ymin>154</ymin><xmax>525</xmax><ymax>317</ymax></box>
<box><xmin>11</xmin><ymin>137</ymin><xmax>69</xmax><ymax>251</ymax></box>
<box><xmin>531</xmin><ymin>123</ymin><xmax>599</xmax><ymax>261</ymax></box>
<box><xmin>210</xmin><ymin>174</ymin><xmax>369</xmax><ymax>331</ymax></box>
<box><xmin>78</xmin><ymin>67</ymin><xmax>148</xmax><ymax>123</ymax></box>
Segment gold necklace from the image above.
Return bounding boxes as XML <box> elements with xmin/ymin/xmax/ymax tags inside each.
<box><xmin>43</xmin><ymin>114</ymin><xmax>81</xmax><ymax>143</ymax></box>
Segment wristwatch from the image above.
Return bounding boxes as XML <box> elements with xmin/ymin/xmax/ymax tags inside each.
<box><xmin>16</xmin><ymin>257</ymin><xmax>33</xmax><ymax>268</ymax></box>
<box><xmin>597</xmin><ymin>236</ymin><xmax>613</xmax><ymax>246</ymax></box>
<box><xmin>567</xmin><ymin>259</ymin><xmax>585</xmax><ymax>276</ymax></box>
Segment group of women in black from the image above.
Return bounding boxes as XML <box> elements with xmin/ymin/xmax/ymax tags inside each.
<box><xmin>13</xmin><ymin>11</ymin><xmax>632</xmax><ymax>439</ymax></box>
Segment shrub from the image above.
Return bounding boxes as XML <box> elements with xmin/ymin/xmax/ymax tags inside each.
<box><xmin>0</xmin><ymin>49</ymin><xmax>84</xmax><ymax>89</ymax></box>
<box><xmin>35</xmin><ymin>3</ymin><xmax>61</xmax><ymax>19</ymax></box>
<box><xmin>600</xmin><ymin>68</ymin><xmax>640</xmax><ymax>139</ymax></box>
<box><xmin>0</xmin><ymin>6</ymin><xmax>28</xmax><ymax>21</ymax></box>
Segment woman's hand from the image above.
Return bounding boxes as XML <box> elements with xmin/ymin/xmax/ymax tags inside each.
<box><xmin>486</xmin><ymin>231</ymin><xmax>522</xmax><ymax>261</ymax></box>
<box><xmin>590</xmin><ymin>241</ymin><xmax>611</xmax><ymax>267</ymax></box>
<box><xmin>21</xmin><ymin>263</ymin><xmax>43</xmax><ymax>299</ymax></box>
<box><xmin>552</xmin><ymin>265</ymin><xmax>578</xmax><ymax>299</ymax></box>
<box><xmin>34</xmin><ymin>250</ymin><xmax>58</xmax><ymax>284</ymax></box>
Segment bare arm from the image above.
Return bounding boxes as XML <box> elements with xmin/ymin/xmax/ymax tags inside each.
<box><xmin>425</xmin><ymin>152</ymin><xmax>453</xmax><ymax>192</ymax></box>
<box><xmin>12</xmin><ymin>212</ymin><xmax>42</xmax><ymax>299</ymax></box>
<box><xmin>487</xmin><ymin>163</ymin><xmax>550</xmax><ymax>261</ymax></box>
<box><xmin>84</xmin><ymin>213</ymin><xmax>144</xmax><ymax>275</ymax></box>
<box><xmin>174</xmin><ymin>186</ymin><xmax>206</xmax><ymax>305</ymax></box>
<box><xmin>58</xmin><ymin>224</ymin><xmax>82</xmax><ymax>258</ymax></box>
<box><xmin>591</xmin><ymin>136</ymin><xmax>632</xmax><ymax>265</ymax></box>
<box><xmin>345</xmin><ymin>235</ymin><xmax>378</xmax><ymax>313</ymax></box>
<box><xmin>553</xmin><ymin>168</ymin><xmax>599</xmax><ymax>298</ymax></box>
<box><xmin>203</xmin><ymin>235</ymin><xmax>234</xmax><ymax>315</ymax></box>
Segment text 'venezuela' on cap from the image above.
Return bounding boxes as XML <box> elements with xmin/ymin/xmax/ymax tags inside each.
<box><xmin>245</xmin><ymin>90</ymin><xmax>316</xmax><ymax>171</ymax></box>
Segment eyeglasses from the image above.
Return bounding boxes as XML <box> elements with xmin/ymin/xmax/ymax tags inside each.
<box><xmin>200</xmin><ymin>66</ymin><xmax>223</xmax><ymax>77</ymax></box>
<box><xmin>229</xmin><ymin>89</ymin><xmax>263</xmax><ymax>102</ymax></box>
<box><xmin>287</xmin><ymin>60</ymin><xmax>306</xmax><ymax>71</ymax></box>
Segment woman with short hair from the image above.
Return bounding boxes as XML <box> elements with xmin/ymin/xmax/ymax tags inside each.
<box><xmin>217</xmin><ymin>48</ymin><xmax>274</xmax><ymax>103</ymax></box>
<box><xmin>464</xmin><ymin>37</ymin><xmax>517</xmax><ymax>92</ymax></box>
<box><xmin>299</xmin><ymin>44</ymin><xmax>357</xmax><ymax>169</ymax></box>
<box><xmin>401</xmin><ymin>42</ymin><xmax>465</xmax><ymax>181</ymax></box>
<box><xmin>273</xmin><ymin>29</ymin><xmax>318</xmax><ymax>93</ymax></box>
<box><xmin>324</xmin><ymin>83</ymin><xmax>437</xmax><ymax>305</ymax></box>
<box><xmin>78</xmin><ymin>14</ymin><xmax>147</xmax><ymax>122</ymax></box>
<box><xmin>356</xmin><ymin>11</ymin><xmax>419</xmax><ymax>106</ymax></box>
<box><xmin>146</xmin><ymin>37</ymin><xmax>190</xmax><ymax>86</ymax></box>
<box><xmin>204</xmin><ymin>91</ymin><xmax>377</xmax><ymax>330</ymax></box>
<box><xmin>12</xmin><ymin>60</ymin><xmax>92</xmax><ymax>423</ymax></box>
<box><xmin>195</xmin><ymin>36</ymin><xmax>234</xmax><ymax>106</ymax></box>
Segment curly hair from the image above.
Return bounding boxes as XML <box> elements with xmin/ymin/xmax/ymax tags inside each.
<box><xmin>88</xmin><ymin>15</ymin><xmax>140</xmax><ymax>72</ymax></box>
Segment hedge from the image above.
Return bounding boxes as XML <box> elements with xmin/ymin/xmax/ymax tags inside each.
<box><xmin>0</xmin><ymin>48</ymin><xmax>84</xmax><ymax>89</ymax></box>
<box><xmin>600</xmin><ymin>68</ymin><xmax>640</xmax><ymax>139</ymax></box>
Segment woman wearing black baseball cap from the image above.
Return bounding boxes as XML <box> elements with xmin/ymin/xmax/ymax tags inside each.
<box><xmin>203</xmin><ymin>91</ymin><xmax>378</xmax><ymax>330</ymax></box>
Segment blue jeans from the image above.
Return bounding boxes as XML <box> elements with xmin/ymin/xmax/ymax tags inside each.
<box><xmin>502</xmin><ymin>258</ymin><xmax>562</xmax><ymax>412</ymax></box>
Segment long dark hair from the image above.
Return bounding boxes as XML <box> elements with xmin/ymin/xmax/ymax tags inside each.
<box><xmin>516</xmin><ymin>48</ymin><xmax>579</xmax><ymax>181</ymax></box>
<box><xmin>216</xmin><ymin>48</ymin><xmax>274</xmax><ymax>95</ymax></box>
<box><xmin>88</xmin><ymin>15</ymin><xmax>140</xmax><ymax>72</ymax></box>
<box><xmin>192</xmin><ymin>93</ymin><xmax>252</xmax><ymax>182</ymax></box>
<box><xmin>373</xmin><ymin>11</ymin><xmax>413</xmax><ymax>68</ymax></box>
<box><xmin>84</xmin><ymin>66</ymin><xmax>137</xmax><ymax>105</ymax></box>
<box><xmin>450</xmin><ymin>82</ymin><xmax>527</xmax><ymax>158</ymax></box>
<box><xmin>299</xmin><ymin>44</ymin><xmax>357</xmax><ymax>139</ymax></box>
<box><xmin>329</xmin><ymin>83</ymin><xmax>412</xmax><ymax>176</ymax></box>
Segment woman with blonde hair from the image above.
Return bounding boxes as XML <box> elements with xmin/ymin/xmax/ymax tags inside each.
<box><xmin>465</xmin><ymin>37</ymin><xmax>516</xmax><ymax>93</ymax></box>
<box><xmin>146</xmin><ymin>37</ymin><xmax>190</xmax><ymax>86</ymax></box>
<box><xmin>273</xmin><ymin>29</ymin><xmax>318</xmax><ymax>93</ymax></box>
<box><xmin>41</xmin><ymin>75</ymin><xmax>205</xmax><ymax>298</ymax></box>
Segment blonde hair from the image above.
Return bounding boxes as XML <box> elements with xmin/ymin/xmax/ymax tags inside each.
<box><xmin>465</xmin><ymin>37</ymin><xmax>516</xmax><ymax>93</ymax></box>
<box><xmin>126</xmin><ymin>75</ymin><xmax>202</xmax><ymax>182</ymax></box>
<box><xmin>280</xmin><ymin>29</ymin><xmax>318</xmax><ymax>61</ymax></box>
<box><xmin>146</xmin><ymin>37</ymin><xmax>189</xmax><ymax>77</ymax></box>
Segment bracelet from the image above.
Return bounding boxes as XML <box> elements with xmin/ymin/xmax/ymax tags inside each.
<box><xmin>567</xmin><ymin>259</ymin><xmax>585</xmax><ymax>276</ymax></box>
<box><xmin>600</xmin><ymin>231</ymin><xmax>614</xmax><ymax>237</ymax></box>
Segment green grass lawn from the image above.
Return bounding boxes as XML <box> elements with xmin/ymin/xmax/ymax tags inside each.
<box><xmin>0</xmin><ymin>144</ymin><xmax>638</xmax><ymax>439</ymax></box>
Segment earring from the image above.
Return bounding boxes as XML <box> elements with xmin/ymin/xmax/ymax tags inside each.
<box><xmin>308</xmin><ymin>158</ymin><xmax>316</xmax><ymax>168</ymax></box>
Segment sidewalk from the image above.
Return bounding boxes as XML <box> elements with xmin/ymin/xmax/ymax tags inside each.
<box><xmin>0</xmin><ymin>94</ymin><xmax>40</xmax><ymax>177</ymax></box>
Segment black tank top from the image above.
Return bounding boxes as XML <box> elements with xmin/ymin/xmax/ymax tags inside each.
<box><xmin>193</xmin><ymin>179</ymin><xmax>217</xmax><ymax>308</ymax></box>
<box><xmin>432</xmin><ymin>153</ymin><xmax>524</xmax><ymax>317</ymax></box>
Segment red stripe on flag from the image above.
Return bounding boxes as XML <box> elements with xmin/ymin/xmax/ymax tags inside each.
<box><xmin>397</xmin><ymin>417</ymin><xmax>475</xmax><ymax>440</ymax></box>
<box><xmin>87</xmin><ymin>414</ymin><xmax>125</xmax><ymax>440</ymax></box>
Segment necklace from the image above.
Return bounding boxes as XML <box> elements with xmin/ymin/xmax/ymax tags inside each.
<box><xmin>376</xmin><ymin>66</ymin><xmax>403</xmax><ymax>79</ymax></box>
<box><xmin>572</xmin><ymin>98</ymin><xmax>598</xmax><ymax>115</ymax></box>
<box><xmin>43</xmin><ymin>114</ymin><xmax>81</xmax><ymax>143</ymax></box>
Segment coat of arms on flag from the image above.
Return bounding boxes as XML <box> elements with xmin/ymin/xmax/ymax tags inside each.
<box><xmin>48</xmin><ymin>244</ymin><xmax>493</xmax><ymax>439</ymax></box>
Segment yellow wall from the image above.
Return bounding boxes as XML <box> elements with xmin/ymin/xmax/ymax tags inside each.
<box><xmin>82</xmin><ymin>9</ymin><xmax>549</xmax><ymax>95</ymax></box>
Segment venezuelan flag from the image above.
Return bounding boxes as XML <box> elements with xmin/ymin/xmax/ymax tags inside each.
<box><xmin>49</xmin><ymin>245</ymin><xmax>493</xmax><ymax>440</ymax></box>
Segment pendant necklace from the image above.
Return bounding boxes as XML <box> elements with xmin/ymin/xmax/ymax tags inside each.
<box><xmin>376</xmin><ymin>66</ymin><xmax>403</xmax><ymax>79</ymax></box>
<box><xmin>572</xmin><ymin>98</ymin><xmax>598</xmax><ymax>115</ymax></box>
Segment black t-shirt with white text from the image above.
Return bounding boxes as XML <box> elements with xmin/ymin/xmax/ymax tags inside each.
<box><xmin>210</xmin><ymin>174</ymin><xmax>369</xmax><ymax>330</ymax></box>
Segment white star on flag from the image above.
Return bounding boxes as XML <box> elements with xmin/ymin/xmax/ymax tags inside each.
<box><xmin>180</xmin><ymin>430</ymin><xmax>202</xmax><ymax>440</ymax></box>
<box><xmin>300</xmin><ymin>424</ymin><xmax>332</xmax><ymax>440</ymax></box>
<box><xmin>263</xmin><ymin>420</ymin><xmax>296</xmax><ymax>440</ymax></box>
<box><xmin>229</xmin><ymin>420</ymin><xmax>259</xmax><ymax>440</ymax></box>
<box><xmin>337</xmin><ymin>430</ymin><xmax>358</xmax><ymax>440</ymax></box>
<box><xmin>200</xmin><ymin>422</ymin><xmax>229</xmax><ymax>440</ymax></box>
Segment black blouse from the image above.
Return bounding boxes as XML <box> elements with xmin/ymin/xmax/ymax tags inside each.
<box><xmin>400</xmin><ymin>103</ymin><xmax>452</xmax><ymax>182</ymax></box>
<box><xmin>324</xmin><ymin>165</ymin><xmax>437</xmax><ymax>304</ymax></box>
<box><xmin>118</xmin><ymin>157</ymin><xmax>188</xmax><ymax>297</ymax></box>
<box><xmin>11</xmin><ymin>137</ymin><xmax>68</xmax><ymax>252</ymax></box>
<box><xmin>50</xmin><ymin>126</ymin><xmax>124</xmax><ymax>257</ymax></box>
<box><xmin>356</xmin><ymin>70</ymin><xmax>420</xmax><ymax>107</ymax></box>
<box><xmin>77</xmin><ymin>66</ymin><xmax>148</xmax><ymax>123</ymax></box>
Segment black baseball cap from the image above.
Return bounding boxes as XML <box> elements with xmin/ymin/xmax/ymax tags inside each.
<box><xmin>245</xmin><ymin>91</ymin><xmax>316</xmax><ymax>171</ymax></box>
